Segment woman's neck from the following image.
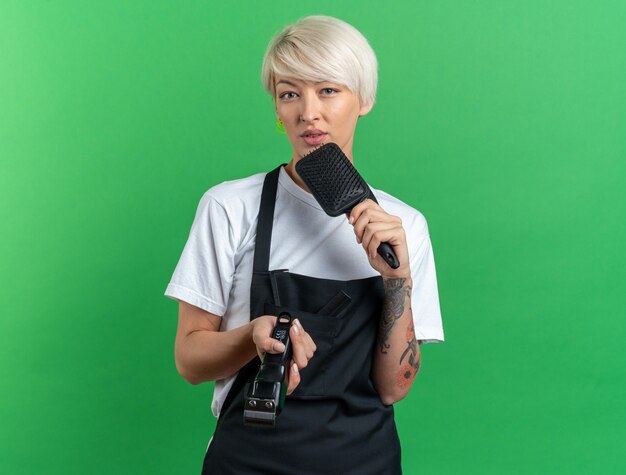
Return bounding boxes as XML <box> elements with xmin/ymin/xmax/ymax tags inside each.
<box><xmin>284</xmin><ymin>161</ymin><xmax>311</xmax><ymax>193</ymax></box>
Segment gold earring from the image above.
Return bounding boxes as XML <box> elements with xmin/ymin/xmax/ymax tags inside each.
<box><xmin>276</xmin><ymin>118</ymin><xmax>286</xmax><ymax>135</ymax></box>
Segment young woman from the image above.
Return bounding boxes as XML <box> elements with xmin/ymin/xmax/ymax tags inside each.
<box><xmin>166</xmin><ymin>15</ymin><xmax>444</xmax><ymax>474</ymax></box>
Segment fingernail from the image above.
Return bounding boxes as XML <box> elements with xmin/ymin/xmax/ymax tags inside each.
<box><xmin>292</xmin><ymin>320</ymin><xmax>300</xmax><ymax>335</ymax></box>
<box><xmin>273</xmin><ymin>341</ymin><xmax>285</xmax><ymax>352</ymax></box>
<box><xmin>292</xmin><ymin>363</ymin><xmax>298</xmax><ymax>373</ymax></box>
<box><xmin>349</xmin><ymin>216</ymin><xmax>354</xmax><ymax>224</ymax></box>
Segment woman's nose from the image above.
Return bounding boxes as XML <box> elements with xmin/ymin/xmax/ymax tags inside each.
<box><xmin>299</xmin><ymin>95</ymin><xmax>321</xmax><ymax>123</ymax></box>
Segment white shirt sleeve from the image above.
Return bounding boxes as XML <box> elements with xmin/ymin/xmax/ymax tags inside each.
<box><xmin>164</xmin><ymin>192</ymin><xmax>237</xmax><ymax>317</ymax></box>
<box><xmin>408</xmin><ymin>213</ymin><xmax>444</xmax><ymax>344</ymax></box>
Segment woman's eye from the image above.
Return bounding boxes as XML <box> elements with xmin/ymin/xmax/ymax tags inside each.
<box><xmin>279</xmin><ymin>92</ymin><xmax>297</xmax><ymax>100</ymax></box>
<box><xmin>322</xmin><ymin>88</ymin><xmax>337</xmax><ymax>95</ymax></box>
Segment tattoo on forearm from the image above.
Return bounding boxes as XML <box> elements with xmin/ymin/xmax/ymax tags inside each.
<box><xmin>378</xmin><ymin>278</ymin><xmax>411</xmax><ymax>354</ymax></box>
<box><xmin>398</xmin><ymin>317</ymin><xmax>421</xmax><ymax>388</ymax></box>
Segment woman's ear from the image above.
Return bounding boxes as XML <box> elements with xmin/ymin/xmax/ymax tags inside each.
<box><xmin>359</xmin><ymin>102</ymin><xmax>374</xmax><ymax>117</ymax></box>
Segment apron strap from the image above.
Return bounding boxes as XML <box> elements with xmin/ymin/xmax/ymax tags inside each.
<box><xmin>252</xmin><ymin>164</ymin><xmax>284</xmax><ymax>273</ymax></box>
<box><xmin>216</xmin><ymin>164</ymin><xmax>284</xmax><ymax>425</ymax></box>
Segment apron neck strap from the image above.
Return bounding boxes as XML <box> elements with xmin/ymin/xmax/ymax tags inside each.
<box><xmin>252</xmin><ymin>164</ymin><xmax>285</xmax><ymax>273</ymax></box>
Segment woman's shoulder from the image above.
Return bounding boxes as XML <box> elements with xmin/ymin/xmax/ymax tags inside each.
<box><xmin>192</xmin><ymin>171</ymin><xmax>267</xmax><ymax>231</ymax></box>
<box><xmin>204</xmin><ymin>171</ymin><xmax>267</xmax><ymax>205</ymax></box>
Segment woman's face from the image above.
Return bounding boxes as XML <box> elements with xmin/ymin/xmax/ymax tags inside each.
<box><xmin>274</xmin><ymin>75</ymin><xmax>372</xmax><ymax>163</ymax></box>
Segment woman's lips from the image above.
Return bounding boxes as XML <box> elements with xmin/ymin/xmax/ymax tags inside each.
<box><xmin>301</xmin><ymin>132</ymin><xmax>328</xmax><ymax>146</ymax></box>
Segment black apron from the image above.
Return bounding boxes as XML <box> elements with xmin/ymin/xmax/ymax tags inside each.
<box><xmin>201</xmin><ymin>165</ymin><xmax>402</xmax><ymax>475</ymax></box>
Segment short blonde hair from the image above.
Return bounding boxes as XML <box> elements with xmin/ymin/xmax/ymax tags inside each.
<box><xmin>261</xmin><ymin>16</ymin><xmax>378</xmax><ymax>107</ymax></box>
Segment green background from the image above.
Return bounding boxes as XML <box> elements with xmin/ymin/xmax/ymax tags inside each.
<box><xmin>1</xmin><ymin>1</ymin><xmax>624</xmax><ymax>473</ymax></box>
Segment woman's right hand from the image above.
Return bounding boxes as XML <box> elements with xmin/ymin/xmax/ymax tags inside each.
<box><xmin>251</xmin><ymin>315</ymin><xmax>317</xmax><ymax>395</ymax></box>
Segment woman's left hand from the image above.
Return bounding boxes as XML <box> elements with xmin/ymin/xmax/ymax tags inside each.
<box><xmin>348</xmin><ymin>199</ymin><xmax>411</xmax><ymax>279</ymax></box>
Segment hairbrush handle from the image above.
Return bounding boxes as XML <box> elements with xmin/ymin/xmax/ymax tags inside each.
<box><xmin>378</xmin><ymin>242</ymin><xmax>400</xmax><ymax>269</ymax></box>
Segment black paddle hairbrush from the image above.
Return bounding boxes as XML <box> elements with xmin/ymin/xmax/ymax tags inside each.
<box><xmin>295</xmin><ymin>143</ymin><xmax>400</xmax><ymax>269</ymax></box>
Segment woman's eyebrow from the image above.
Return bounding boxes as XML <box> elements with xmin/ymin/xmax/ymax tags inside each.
<box><xmin>275</xmin><ymin>79</ymin><xmax>328</xmax><ymax>87</ymax></box>
<box><xmin>275</xmin><ymin>79</ymin><xmax>299</xmax><ymax>87</ymax></box>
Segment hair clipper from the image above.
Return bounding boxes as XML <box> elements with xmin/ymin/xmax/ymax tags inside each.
<box><xmin>243</xmin><ymin>312</ymin><xmax>293</xmax><ymax>427</ymax></box>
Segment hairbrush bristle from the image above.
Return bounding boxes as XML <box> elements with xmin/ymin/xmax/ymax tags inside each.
<box><xmin>295</xmin><ymin>143</ymin><xmax>371</xmax><ymax>216</ymax></box>
<box><xmin>300</xmin><ymin>143</ymin><xmax>326</xmax><ymax>159</ymax></box>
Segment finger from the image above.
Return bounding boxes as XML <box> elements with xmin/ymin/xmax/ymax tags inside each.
<box><xmin>350</xmin><ymin>199</ymin><xmax>399</xmax><ymax>222</ymax></box>
<box><xmin>361</xmin><ymin>222</ymin><xmax>404</xmax><ymax>258</ymax></box>
<box><xmin>260</xmin><ymin>337</ymin><xmax>286</xmax><ymax>356</ymax></box>
<box><xmin>357</xmin><ymin>208</ymin><xmax>401</xmax><ymax>227</ymax></box>
<box><xmin>303</xmin><ymin>332</ymin><xmax>316</xmax><ymax>359</ymax></box>
<box><xmin>366</xmin><ymin>226</ymin><xmax>406</xmax><ymax>258</ymax></box>
<box><xmin>349</xmin><ymin>199</ymin><xmax>381</xmax><ymax>222</ymax></box>
<box><xmin>286</xmin><ymin>363</ymin><xmax>300</xmax><ymax>395</ymax></box>
<box><xmin>351</xmin><ymin>208</ymin><xmax>372</xmax><ymax>244</ymax></box>
<box><xmin>352</xmin><ymin>199</ymin><xmax>400</xmax><ymax>221</ymax></box>
<box><xmin>352</xmin><ymin>209</ymin><xmax>401</xmax><ymax>244</ymax></box>
<box><xmin>290</xmin><ymin>319</ymin><xmax>311</xmax><ymax>370</ymax></box>
<box><xmin>292</xmin><ymin>318</ymin><xmax>316</xmax><ymax>357</ymax></box>
<box><xmin>367</xmin><ymin>228</ymin><xmax>404</xmax><ymax>261</ymax></box>
<box><xmin>353</xmin><ymin>209</ymin><xmax>389</xmax><ymax>244</ymax></box>
<box><xmin>360</xmin><ymin>221</ymin><xmax>399</xmax><ymax>248</ymax></box>
<box><xmin>252</xmin><ymin>315</ymin><xmax>279</xmax><ymax>358</ymax></box>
